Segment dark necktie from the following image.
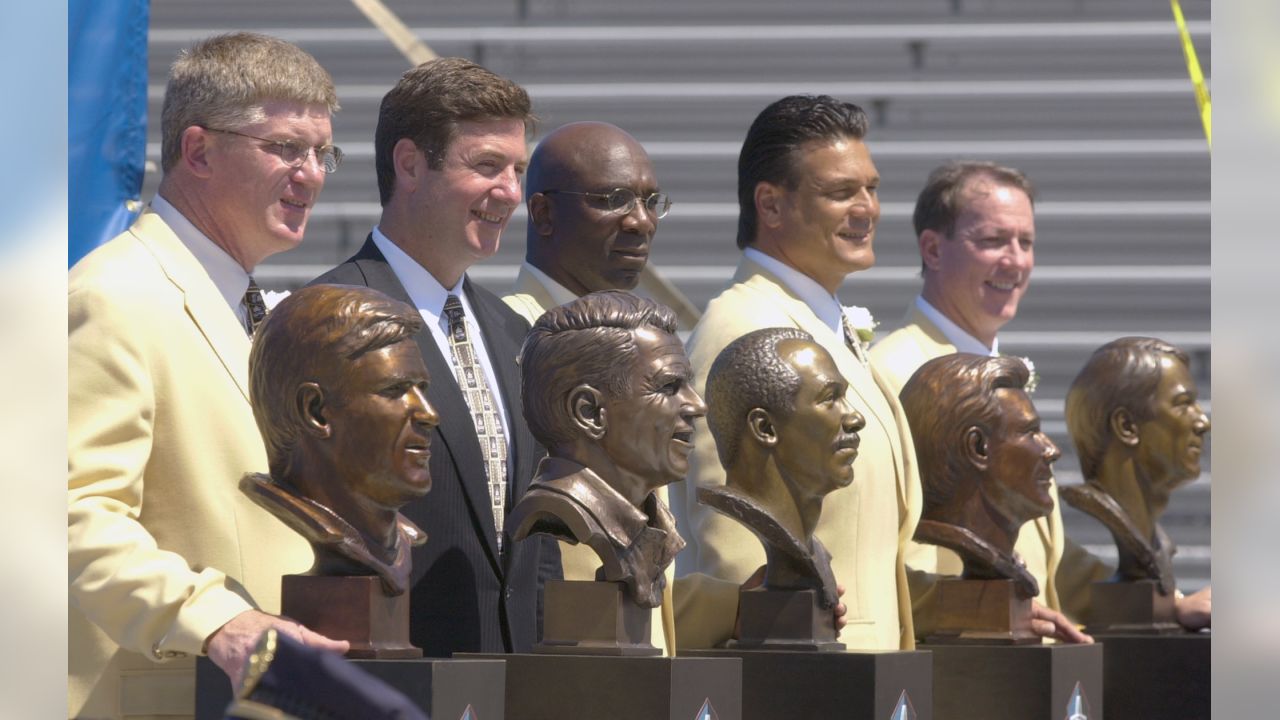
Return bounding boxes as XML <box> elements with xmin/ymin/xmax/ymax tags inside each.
<box><xmin>243</xmin><ymin>278</ymin><xmax>268</xmax><ymax>337</ymax></box>
<box><xmin>441</xmin><ymin>294</ymin><xmax>510</xmax><ymax>553</ymax></box>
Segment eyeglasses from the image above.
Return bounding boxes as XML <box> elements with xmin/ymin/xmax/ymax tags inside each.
<box><xmin>542</xmin><ymin>188</ymin><xmax>672</xmax><ymax>219</ymax></box>
<box><xmin>204</xmin><ymin>127</ymin><xmax>344</xmax><ymax>173</ymax></box>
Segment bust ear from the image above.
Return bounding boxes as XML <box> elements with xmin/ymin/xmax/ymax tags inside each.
<box><xmin>919</xmin><ymin>229</ymin><xmax>944</xmax><ymax>272</ymax></box>
<box><xmin>964</xmin><ymin>425</ymin><xmax>989</xmax><ymax>472</ymax></box>
<box><xmin>747</xmin><ymin>407</ymin><xmax>778</xmax><ymax>448</ymax></box>
<box><xmin>754</xmin><ymin>181</ymin><xmax>785</xmax><ymax>229</ymax></box>
<box><xmin>528</xmin><ymin>192</ymin><xmax>554</xmax><ymax>237</ymax></box>
<box><xmin>1110</xmin><ymin>406</ymin><xmax>1141</xmax><ymax>447</ymax></box>
<box><xmin>296</xmin><ymin>382</ymin><xmax>331</xmax><ymax>439</ymax></box>
<box><xmin>568</xmin><ymin>384</ymin><xmax>608</xmax><ymax>441</ymax></box>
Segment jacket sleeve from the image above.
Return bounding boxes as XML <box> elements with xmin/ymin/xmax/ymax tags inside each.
<box><xmin>68</xmin><ymin>280</ymin><xmax>253</xmax><ymax>660</ymax></box>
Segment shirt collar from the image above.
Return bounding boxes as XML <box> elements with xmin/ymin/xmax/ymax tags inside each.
<box><xmin>522</xmin><ymin>262</ymin><xmax>580</xmax><ymax>308</ymax></box>
<box><xmin>371</xmin><ymin>226</ymin><xmax>465</xmax><ymax>316</ymax></box>
<box><xmin>744</xmin><ymin>247</ymin><xmax>845</xmax><ymax>334</ymax></box>
<box><xmin>151</xmin><ymin>194</ymin><xmax>250</xmax><ymax>317</ymax></box>
<box><xmin>914</xmin><ymin>295</ymin><xmax>1000</xmax><ymax>356</ymax></box>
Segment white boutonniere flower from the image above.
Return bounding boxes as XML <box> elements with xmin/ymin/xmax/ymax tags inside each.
<box><xmin>262</xmin><ymin>289</ymin><xmax>291</xmax><ymax>311</ymax></box>
<box><xmin>1018</xmin><ymin>356</ymin><xmax>1039</xmax><ymax>394</ymax></box>
<box><xmin>842</xmin><ymin>305</ymin><xmax>878</xmax><ymax>343</ymax></box>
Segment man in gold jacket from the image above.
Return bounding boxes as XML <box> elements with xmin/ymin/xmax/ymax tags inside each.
<box><xmin>671</xmin><ymin>95</ymin><xmax>921</xmax><ymax>651</ymax></box>
<box><xmin>870</xmin><ymin>161</ymin><xmax>1112</xmax><ymax>625</ymax></box>
<box><xmin>69</xmin><ymin>34</ymin><xmax>348</xmax><ymax>718</ymax></box>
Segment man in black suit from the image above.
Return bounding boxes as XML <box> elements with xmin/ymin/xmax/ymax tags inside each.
<box><xmin>311</xmin><ymin>57</ymin><xmax>559</xmax><ymax>656</ymax></box>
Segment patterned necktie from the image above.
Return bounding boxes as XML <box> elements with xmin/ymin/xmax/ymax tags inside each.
<box><xmin>441</xmin><ymin>294</ymin><xmax>510</xmax><ymax>554</ymax></box>
<box><xmin>243</xmin><ymin>277</ymin><xmax>268</xmax><ymax>337</ymax></box>
<box><xmin>840</xmin><ymin>314</ymin><xmax>867</xmax><ymax>365</ymax></box>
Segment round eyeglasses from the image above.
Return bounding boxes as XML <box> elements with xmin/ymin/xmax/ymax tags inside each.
<box><xmin>541</xmin><ymin>188</ymin><xmax>672</xmax><ymax>219</ymax></box>
<box><xmin>204</xmin><ymin>127</ymin><xmax>344</xmax><ymax>174</ymax></box>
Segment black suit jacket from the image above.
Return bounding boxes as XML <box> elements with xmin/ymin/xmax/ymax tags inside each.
<box><xmin>311</xmin><ymin>236</ymin><xmax>560</xmax><ymax>656</ymax></box>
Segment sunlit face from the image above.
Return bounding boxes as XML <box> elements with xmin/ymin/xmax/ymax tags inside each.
<box><xmin>540</xmin><ymin>140</ymin><xmax>659</xmax><ymax>295</ymax></box>
<box><xmin>415</xmin><ymin>118</ymin><xmax>528</xmax><ymax>267</ymax></box>
<box><xmin>599</xmin><ymin>327</ymin><xmax>708</xmax><ymax>497</ymax></box>
<box><xmin>980</xmin><ymin>387</ymin><xmax>1060</xmax><ymax>529</ymax></box>
<box><xmin>926</xmin><ymin>182</ymin><xmax>1035</xmax><ymax>345</ymax></box>
<box><xmin>325</xmin><ymin>341</ymin><xmax>439</xmax><ymax>509</ymax></box>
<box><xmin>1135</xmin><ymin>357</ymin><xmax>1210</xmax><ymax>493</ymax></box>
<box><xmin>770</xmin><ymin>138</ymin><xmax>880</xmax><ymax>292</ymax></box>
<box><xmin>203</xmin><ymin>100</ymin><xmax>332</xmax><ymax>268</ymax></box>
<box><xmin>770</xmin><ymin>340</ymin><xmax>866</xmax><ymax>501</ymax></box>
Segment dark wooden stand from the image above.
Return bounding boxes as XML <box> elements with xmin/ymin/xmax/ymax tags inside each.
<box><xmin>536</xmin><ymin>579</ymin><xmax>661</xmax><ymax>656</ymax></box>
<box><xmin>1099</xmin><ymin>632</ymin><xmax>1209</xmax><ymax>719</ymax></box>
<box><xmin>928</xmin><ymin>642</ymin><xmax>1103</xmax><ymax>720</ymax></box>
<box><xmin>685</xmin><ymin>648</ymin><xmax>932</xmax><ymax>720</ymax></box>
<box><xmin>463</xmin><ymin>653</ymin><xmax>741</xmax><ymax>720</ymax></box>
<box><xmin>1085</xmin><ymin>579</ymin><xmax>1181</xmax><ymax>635</ymax></box>
<box><xmin>727</xmin><ymin>588</ymin><xmax>844</xmax><ymax>652</ymax></box>
<box><xmin>282</xmin><ymin>574</ymin><xmax>420</xmax><ymax>659</ymax></box>
<box><xmin>926</xmin><ymin>578</ymin><xmax>1039</xmax><ymax>645</ymax></box>
<box><xmin>195</xmin><ymin>655</ymin><xmax>506</xmax><ymax>720</ymax></box>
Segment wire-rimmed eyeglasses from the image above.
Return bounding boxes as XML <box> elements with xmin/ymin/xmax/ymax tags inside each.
<box><xmin>203</xmin><ymin>127</ymin><xmax>344</xmax><ymax>174</ymax></box>
<box><xmin>541</xmin><ymin>188</ymin><xmax>672</xmax><ymax>219</ymax></box>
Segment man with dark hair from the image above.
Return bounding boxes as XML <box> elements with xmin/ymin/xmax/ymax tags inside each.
<box><xmin>670</xmin><ymin>94</ymin><xmax>922</xmax><ymax>651</ymax></box>
<box><xmin>312</xmin><ymin>57</ymin><xmax>560</xmax><ymax>657</ymax></box>
<box><xmin>1064</xmin><ymin>337</ymin><xmax>1212</xmax><ymax>629</ymax></box>
<box><xmin>243</xmin><ymin>284</ymin><xmax>436</xmax><ymax>597</ymax></box>
<box><xmin>69</xmin><ymin>33</ymin><xmax>346</xmax><ymax>717</ymax></box>
<box><xmin>504</xmin><ymin>121</ymin><xmax>667</xmax><ymax>324</ymax></box>
<box><xmin>701</xmin><ymin>327</ymin><xmax>866</xmax><ymax>612</ymax></box>
<box><xmin>870</xmin><ymin>160</ymin><xmax>1113</xmax><ymax>624</ymax></box>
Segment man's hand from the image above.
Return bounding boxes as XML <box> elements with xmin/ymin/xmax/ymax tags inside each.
<box><xmin>206</xmin><ymin>609</ymin><xmax>350</xmax><ymax>687</ymax></box>
<box><xmin>1176</xmin><ymin>586</ymin><xmax>1211</xmax><ymax>630</ymax></box>
<box><xmin>833</xmin><ymin>583</ymin><xmax>848</xmax><ymax>633</ymax></box>
<box><xmin>1030</xmin><ymin>601</ymin><xmax>1093</xmax><ymax>644</ymax></box>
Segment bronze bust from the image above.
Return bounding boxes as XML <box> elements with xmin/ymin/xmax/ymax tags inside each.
<box><xmin>900</xmin><ymin>354</ymin><xmax>1060</xmax><ymax>601</ymax></box>
<box><xmin>241</xmin><ymin>284</ymin><xmax>437</xmax><ymax>597</ymax></box>
<box><xmin>1063</xmin><ymin>337</ymin><xmax>1210</xmax><ymax>596</ymax></box>
<box><xmin>509</xmin><ymin>290</ymin><xmax>705</xmax><ymax>609</ymax></box>
<box><xmin>700</xmin><ymin>327</ymin><xmax>865</xmax><ymax>611</ymax></box>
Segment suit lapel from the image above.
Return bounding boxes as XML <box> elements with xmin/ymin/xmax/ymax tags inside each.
<box><xmin>132</xmin><ymin>211</ymin><xmax>252</xmax><ymax>403</ymax></box>
<box><xmin>348</xmin><ymin>239</ymin><xmax>504</xmax><ymax>568</ymax></box>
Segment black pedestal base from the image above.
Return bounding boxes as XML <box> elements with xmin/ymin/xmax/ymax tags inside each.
<box><xmin>195</xmin><ymin>655</ymin><xmax>505</xmax><ymax>720</ymax></box>
<box><xmin>928</xmin><ymin>642</ymin><xmax>1103</xmax><ymax>720</ymax></box>
<box><xmin>685</xmin><ymin>648</ymin><xmax>932</xmax><ymax>720</ymax></box>
<box><xmin>1100</xmin><ymin>632</ymin><xmax>1209</xmax><ymax>720</ymax></box>
<box><xmin>464</xmin><ymin>653</ymin><xmax>741</xmax><ymax>720</ymax></box>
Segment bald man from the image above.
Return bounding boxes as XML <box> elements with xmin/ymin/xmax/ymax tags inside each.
<box><xmin>503</xmin><ymin>121</ymin><xmax>670</xmax><ymax>324</ymax></box>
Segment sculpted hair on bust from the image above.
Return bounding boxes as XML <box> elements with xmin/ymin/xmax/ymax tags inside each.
<box><xmin>375</xmin><ymin>57</ymin><xmax>534</xmax><ymax>205</ymax></box>
<box><xmin>900</xmin><ymin>353</ymin><xmax>1030</xmax><ymax>513</ymax></box>
<box><xmin>736</xmin><ymin>94</ymin><xmax>869</xmax><ymax>249</ymax></box>
<box><xmin>249</xmin><ymin>284</ymin><xmax>423</xmax><ymax>479</ymax></box>
<box><xmin>912</xmin><ymin>160</ymin><xmax>1036</xmax><ymax>239</ymax></box>
<box><xmin>161</xmin><ymin>32</ymin><xmax>339</xmax><ymax>173</ymax></box>
<box><xmin>705</xmin><ymin>327</ymin><xmax>813</xmax><ymax>468</ymax></box>
<box><xmin>520</xmin><ymin>290</ymin><xmax>678</xmax><ymax>448</ymax></box>
<box><xmin>1066</xmin><ymin>336</ymin><xmax>1190</xmax><ymax>480</ymax></box>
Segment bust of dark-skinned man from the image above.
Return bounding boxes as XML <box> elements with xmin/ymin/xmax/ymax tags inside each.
<box><xmin>700</xmin><ymin>327</ymin><xmax>865</xmax><ymax>611</ymax></box>
<box><xmin>241</xmin><ymin>284</ymin><xmax>438</xmax><ymax>602</ymax></box>
<box><xmin>509</xmin><ymin>291</ymin><xmax>706</xmax><ymax>611</ymax></box>
<box><xmin>1062</xmin><ymin>336</ymin><xmax>1211</xmax><ymax>632</ymax></box>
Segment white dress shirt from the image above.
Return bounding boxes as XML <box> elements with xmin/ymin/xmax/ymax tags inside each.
<box><xmin>371</xmin><ymin>227</ymin><xmax>514</xmax><ymax>447</ymax></box>
<box><xmin>522</xmin><ymin>261</ymin><xmax>580</xmax><ymax>309</ymax></box>
<box><xmin>151</xmin><ymin>194</ymin><xmax>252</xmax><ymax>327</ymax></box>
<box><xmin>744</xmin><ymin>247</ymin><xmax>846</xmax><ymax>335</ymax></box>
<box><xmin>914</xmin><ymin>295</ymin><xmax>1000</xmax><ymax>356</ymax></box>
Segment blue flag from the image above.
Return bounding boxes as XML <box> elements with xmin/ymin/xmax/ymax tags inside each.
<box><xmin>69</xmin><ymin>0</ymin><xmax>149</xmax><ymax>267</ymax></box>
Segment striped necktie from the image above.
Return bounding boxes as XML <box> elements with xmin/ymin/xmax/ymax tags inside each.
<box><xmin>441</xmin><ymin>294</ymin><xmax>510</xmax><ymax>554</ymax></box>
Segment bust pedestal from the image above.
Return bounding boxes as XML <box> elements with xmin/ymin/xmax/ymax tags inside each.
<box><xmin>1085</xmin><ymin>579</ymin><xmax>1180</xmax><ymax>635</ymax></box>
<box><xmin>925</xmin><ymin>578</ymin><xmax>1039</xmax><ymax>645</ymax></box>
<box><xmin>536</xmin><ymin>579</ymin><xmax>660</xmax><ymax>656</ymax></box>
<box><xmin>282</xmin><ymin>574</ymin><xmax>419</xmax><ymax>659</ymax></box>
